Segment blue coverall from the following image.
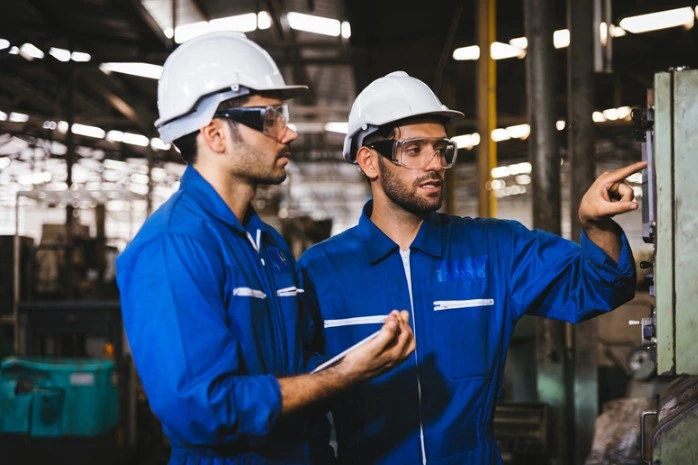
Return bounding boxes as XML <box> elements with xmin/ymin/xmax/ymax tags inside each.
<box><xmin>117</xmin><ymin>166</ymin><xmax>312</xmax><ymax>465</ymax></box>
<box><xmin>297</xmin><ymin>201</ymin><xmax>636</xmax><ymax>465</ymax></box>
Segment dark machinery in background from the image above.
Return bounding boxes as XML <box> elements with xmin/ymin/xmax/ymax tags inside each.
<box><xmin>631</xmin><ymin>67</ymin><xmax>698</xmax><ymax>465</ymax></box>
<box><xmin>0</xmin><ymin>193</ymin><xmax>165</xmax><ymax>465</ymax></box>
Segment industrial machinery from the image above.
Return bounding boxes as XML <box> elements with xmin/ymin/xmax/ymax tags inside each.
<box><xmin>632</xmin><ymin>67</ymin><xmax>698</xmax><ymax>464</ymax></box>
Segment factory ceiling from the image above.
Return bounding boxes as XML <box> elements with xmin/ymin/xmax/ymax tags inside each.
<box><xmin>0</xmin><ymin>0</ymin><xmax>696</xmax><ymax>174</ymax></box>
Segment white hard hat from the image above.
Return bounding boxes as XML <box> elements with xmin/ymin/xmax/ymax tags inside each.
<box><xmin>155</xmin><ymin>31</ymin><xmax>309</xmax><ymax>143</ymax></box>
<box><xmin>343</xmin><ymin>71</ymin><xmax>464</xmax><ymax>163</ymax></box>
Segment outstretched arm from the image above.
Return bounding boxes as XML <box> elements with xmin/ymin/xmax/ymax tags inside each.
<box><xmin>578</xmin><ymin>160</ymin><xmax>647</xmax><ymax>262</ymax></box>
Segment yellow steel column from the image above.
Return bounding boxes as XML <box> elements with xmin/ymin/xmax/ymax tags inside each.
<box><xmin>477</xmin><ymin>0</ymin><xmax>497</xmax><ymax>218</ymax></box>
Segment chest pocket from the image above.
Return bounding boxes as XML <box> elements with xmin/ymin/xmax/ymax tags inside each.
<box><xmin>430</xmin><ymin>279</ymin><xmax>492</xmax><ymax>380</ymax></box>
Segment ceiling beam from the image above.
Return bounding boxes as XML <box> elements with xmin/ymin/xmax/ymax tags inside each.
<box><xmin>263</xmin><ymin>0</ymin><xmax>317</xmax><ymax>105</ymax></box>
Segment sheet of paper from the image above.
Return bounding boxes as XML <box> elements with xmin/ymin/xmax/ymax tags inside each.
<box><xmin>311</xmin><ymin>329</ymin><xmax>383</xmax><ymax>373</ymax></box>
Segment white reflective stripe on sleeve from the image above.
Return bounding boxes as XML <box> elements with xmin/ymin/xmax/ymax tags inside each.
<box><xmin>433</xmin><ymin>298</ymin><xmax>494</xmax><ymax>311</ymax></box>
<box><xmin>233</xmin><ymin>287</ymin><xmax>267</xmax><ymax>299</ymax></box>
<box><xmin>277</xmin><ymin>286</ymin><xmax>304</xmax><ymax>297</ymax></box>
<box><xmin>324</xmin><ymin>315</ymin><xmax>386</xmax><ymax>328</ymax></box>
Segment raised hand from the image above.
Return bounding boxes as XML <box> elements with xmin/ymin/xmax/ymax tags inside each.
<box><xmin>579</xmin><ymin>160</ymin><xmax>647</xmax><ymax>225</ymax></box>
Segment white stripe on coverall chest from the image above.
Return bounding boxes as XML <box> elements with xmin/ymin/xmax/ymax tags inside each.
<box><xmin>400</xmin><ymin>249</ymin><xmax>427</xmax><ymax>465</ymax></box>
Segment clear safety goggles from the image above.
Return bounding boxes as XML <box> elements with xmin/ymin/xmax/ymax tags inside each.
<box><xmin>367</xmin><ymin>137</ymin><xmax>458</xmax><ymax>170</ymax></box>
<box><xmin>214</xmin><ymin>104</ymin><xmax>291</xmax><ymax>142</ymax></box>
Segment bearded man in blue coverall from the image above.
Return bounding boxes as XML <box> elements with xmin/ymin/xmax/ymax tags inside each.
<box><xmin>116</xmin><ymin>34</ymin><xmax>415</xmax><ymax>465</ymax></box>
<box><xmin>297</xmin><ymin>71</ymin><xmax>647</xmax><ymax>465</ymax></box>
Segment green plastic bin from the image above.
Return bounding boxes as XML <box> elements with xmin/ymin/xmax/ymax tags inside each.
<box><xmin>0</xmin><ymin>356</ymin><xmax>119</xmax><ymax>437</ymax></box>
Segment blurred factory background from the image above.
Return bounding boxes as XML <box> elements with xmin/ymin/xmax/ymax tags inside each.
<box><xmin>0</xmin><ymin>1</ymin><xmax>697</xmax><ymax>464</ymax></box>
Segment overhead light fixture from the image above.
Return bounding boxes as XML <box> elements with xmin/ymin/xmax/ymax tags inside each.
<box><xmin>0</xmin><ymin>157</ymin><xmax>10</xmax><ymax>169</ymax></box>
<box><xmin>100</xmin><ymin>62</ymin><xmax>163</xmax><ymax>80</ymax></box>
<box><xmin>505</xmin><ymin>124</ymin><xmax>531</xmax><ymax>139</ymax></box>
<box><xmin>556</xmin><ymin>120</ymin><xmax>566</xmax><ymax>131</ymax></box>
<box><xmin>453</xmin><ymin>42</ymin><xmax>525</xmax><ymax>61</ymax></box>
<box><xmin>0</xmin><ymin>111</ymin><xmax>7</xmax><ymax>121</ymax></box>
<box><xmin>491</xmin><ymin>42</ymin><xmax>526</xmax><ymax>60</ymax></box>
<box><xmin>0</xmin><ymin>39</ymin><xmax>10</xmax><ymax>51</ymax></box>
<box><xmin>453</xmin><ymin>45</ymin><xmax>480</xmax><ymax>61</ymax></box>
<box><xmin>9</xmin><ymin>112</ymin><xmax>29</xmax><ymax>123</ymax></box>
<box><xmin>71</xmin><ymin>51</ymin><xmax>91</xmax><ymax>62</ymax></box>
<box><xmin>452</xmin><ymin>133</ymin><xmax>480</xmax><ymax>149</ymax></box>
<box><xmin>166</xmin><ymin>12</ymin><xmax>267</xmax><ymax>43</ymax></box>
<box><xmin>19</xmin><ymin>43</ymin><xmax>44</xmax><ymax>60</ymax></box>
<box><xmin>49</xmin><ymin>47</ymin><xmax>71</xmax><ymax>62</ymax></box>
<box><xmin>619</xmin><ymin>7</ymin><xmax>695</xmax><ymax>34</ymax></box>
<box><xmin>553</xmin><ymin>29</ymin><xmax>570</xmax><ymax>49</ymax></box>
<box><xmin>150</xmin><ymin>138</ymin><xmax>171</xmax><ymax>151</ymax></box>
<box><xmin>71</xmin><ymin>123</ymin><xmax>105</xmax><ymax>139</ymax></box>
<box><xmin>491</xmin><ymin>128</ymin><xmax>511</xmax><ymax>142</ymax></box>
<box><xmin>287</xmin><ymin>12</ymin><xmax>341</xmax><ymax>37</ymax></box>
<box><xmin>257</xmin><ymin>12</ymin><xmax>272</xmax><ymax>30</ymax></box>
<box><xmin>324</xmin><ymin>122</ymin><xmax>349</xmax><ymax>134</ymax></box>
<box><xmin>341</xmin><ymin>21</ymin><xmax>352</xmax><ymax>39</ymax></box>
<box><xmin>8</xmin><ymin>46</ymin><xmax>19</xmax><ymax>55</ymax></box>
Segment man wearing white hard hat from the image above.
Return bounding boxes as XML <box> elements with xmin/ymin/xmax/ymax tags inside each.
<box><xmin>116</xmin><ymin>33</ymin><xmax>415</xmax><ymax>465</ymax></box>
<box><xmin>297</xmin><ymin>71</ymin><xmax>646</xmax><ymax>464</ymax></box>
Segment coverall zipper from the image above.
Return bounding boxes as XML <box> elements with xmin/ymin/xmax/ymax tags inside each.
<box><xmin>400</xmin><ymin>249</ymin><xmax>427</xmax><ymax>465</ymax></box>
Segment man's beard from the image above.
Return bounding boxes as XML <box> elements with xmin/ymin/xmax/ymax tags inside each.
<box><xmin>378</xmin><ymin>157</ymin><xmax>443</xmax><ymax>217</ymax></box>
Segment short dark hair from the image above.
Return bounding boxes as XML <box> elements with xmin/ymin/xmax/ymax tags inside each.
<box><xmin>172</xmin><ymin>94</ymin><xmax>252</xmax><ymax>165</ymax></box>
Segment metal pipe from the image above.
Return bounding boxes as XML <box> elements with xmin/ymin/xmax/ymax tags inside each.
<box><xmin>567</xmin><ymin>1</ymin><xmax>598</xmax><ymax>462</ymax></box>
<box><xmin>477</xmin><ymin>0</ymin><xmax>497</xmax><ymax>218</ymax></box>
<box><xmin>525</xmin><ymin>0</ymin><xmax>568</xmax><ymax>463</ymax></box>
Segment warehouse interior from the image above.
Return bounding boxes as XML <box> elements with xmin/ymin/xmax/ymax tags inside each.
<box><xmin>0</xmin><ymin>0</ymin><xmax>697</xmax><ymax>464</ymax></box>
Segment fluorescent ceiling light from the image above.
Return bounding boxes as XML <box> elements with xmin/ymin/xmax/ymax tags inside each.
<box><xmin>453</xmin><ymin>42</ymin><xmax>525</xmax><ymax>61</ymax></box>
<box><xmin>453</xmin><ymin>45</ymin><xmax>480</xmax><ymax>61</ymax></box>
<box><xmin>122</xmin><ymin>132</ymin><xmax>150</xmax><ymax>147</ymax></box>
<box><xmin>257</xmin><ymin>12</ymin><xmax>272</xmax><ymax>30</ymax></box>
<box><xmin>452</xmin><ymin>133</ymin><xmax>480</xmax><ymax>149</ymax></box>
<box><xmin>491</xmin><ymin>42</ymin><xmax>526</xmax><ymax>59</ymax></box>
<box><xmin>509</xmin><ymin>37</ymin><xmax>528</xmax><ymax>49</ymax></box>
<box><xmin>556</xmin><ymin>120</ymin><xmax>566</xmax><ymax>131</ymax></box>
<box><xmin>324</xmin><ymin>122</ymin><xmax>348</xmax><ymax>134</ymax></box>
<box><xmin>107</xmin><ymin>131</ymin><xmax>149</xmax><ymax>146</ymax></box>
<box><xmin>619</xmin><ymin>7</ymin><xmax>695</xmax><ymax>34</ymax></box>
<box><xmin>287</xmin><ymin>12</ymin><xmax>341</xmax><ymax>37</ymax></box>
<box><xmin>57</xmin><ymin>121</ymin><xmax>69</xmax><ymax>133</ymax></box>
<box><xmin>71</xmin><ymin>51</ymin><xmax>91</xmax><ymax>62</ymax></box>
<box><xmin>100</xmin><ymin>62</ymin><xmax>163</xmax><ymax>80</ymax></box>
<box><xmin>491</xmin><ymin>128</ymin><xmax>511</xmax><ymax>142</ymax></box>
<box><xmin>8</xmin><ymin>46</ymin><xmax>19</xmax><ymax>55</ymax></box>
<box><xmin>505</xmin><ymin>124</ymin><xmax>530</xmax><ymax>139</ymax></box>
<box><xmin>49</xmin><ymin>47</ymin><xmax>71</xmax><ymax>62</ymax></box>
<box><xmin>167</xmin><ymin>13</ymin><xmax>267</xmax><ymax>43</ymax></box>
<box><xmin>19</xmin><ymin>43</ymin><xmax>44</xmax><ymax>60</ymax></box>
<box><xmin>0</xmin><ymin>157</ymin><xmax>10</xmax><ymax>169</ymax></box>
<box><xmin>0</xmin><ymin>111</ymin><xmax>7</xmax><ymax>121</ymax></box>
<box><xmin>151</xmin><ymin>138</ymin><xmax>171</xmax><ymax>151</ymax></box>
<box><xmin>9</xmin><ymin>112</ymin><xmax>29</xmax><ymax>123</ymax></box>
<box><xmin>592</xmin><ymin>111</ymin><xmax>606</xmax><ymax>122</ymax></box>
<box><xmin>0</xmin><ymin>39</ymin><xmax>9</xmax><ymax>51</ymax></box>
<box><xmin>341</xmin><ymin>21</ymin><xmax>352</xmax><ymax>39</ymax></box>
<box><xmin>553</xmin><ymin>29</ymin><xmax>570</xmax><ymax>49</ymax></box>
<box><xmin>71</xmin><ymin>123</ymin><xmax>105</xmax><ymax>139</ymax></box>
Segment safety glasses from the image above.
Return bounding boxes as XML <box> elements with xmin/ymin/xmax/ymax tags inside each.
<box><xmin>214</xmin><ymin>104</ymin><xmax>291</xmax><ymax>142</ymax></box>
<box><xmin>368</xmin><ymin>137</ymin><xmax>458</xmax><ymax>170</ymax></box>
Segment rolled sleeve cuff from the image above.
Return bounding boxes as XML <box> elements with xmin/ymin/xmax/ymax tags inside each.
<box><xmin>236</xmin><ymin>374</ymin><xmax>284</xmax><ymax>438</ymax></box>
<box><xmin>580</xmin><ymin>228</ymin><xmax>635</xmax><ymax>280</ymax></box>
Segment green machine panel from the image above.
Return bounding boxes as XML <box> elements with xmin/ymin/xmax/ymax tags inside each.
<box><xmin>652</xmin><ymin>68</ymin><xmax>698</xmax><ymax>376</ymax></box>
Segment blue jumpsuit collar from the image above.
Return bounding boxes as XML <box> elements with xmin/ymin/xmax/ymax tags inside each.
<box><xmin>358</xmin><ymin>200</ymin><xmax>444</xmax><ymax>262</ymax></box>
<box><xmin>180</xmin><ymin>166</ymin><xmax>277</xmax><ymax>245</ymax></box>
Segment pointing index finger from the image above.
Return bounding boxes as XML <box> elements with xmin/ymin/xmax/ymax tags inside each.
<box><xmin>605</xmin><ymin>161</ymin><xmax>648</xmax><ymax>183</ymax></box>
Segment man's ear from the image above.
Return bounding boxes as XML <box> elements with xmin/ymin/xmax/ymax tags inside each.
<box><xmin>356</xmin><ymin>146</ymin><xmax>379</xmax><ymax>180</ymax></box>
<box><xmin>200</xmin><ymin>119</ymin><xmax>228</xmax><ymax>154</ymax></box>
